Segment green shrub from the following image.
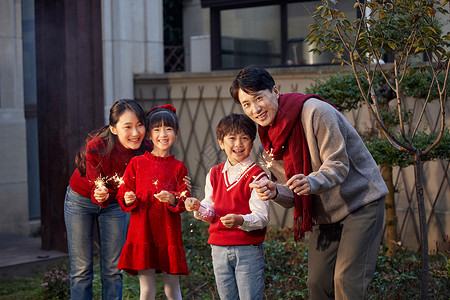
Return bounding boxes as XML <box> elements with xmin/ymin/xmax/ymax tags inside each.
<box><xmin>369</xmin><ymin>244</ymin><xmax>450</xmax><ymax>299</ymax></box>
<box><xmin>0</xmin><ymin>216</ymin><xmax>448</xmax><ymax>299</ymax></box>
<box><xmin>40</xmin><ymin>268</ymin><xmax>70</xmax><ymax>300</ymax></box>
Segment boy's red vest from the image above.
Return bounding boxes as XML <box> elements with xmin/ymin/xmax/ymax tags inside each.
<box><xmin>207</xmin><ymin>162</ymin><xmax>267</xmax><ymax>246</ymax></box>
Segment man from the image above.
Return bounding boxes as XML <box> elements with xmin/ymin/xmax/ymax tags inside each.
<box><xmin>230</xmin><ymin>65</ymin><xmax>388</xmax><ymax>300</ymax></box>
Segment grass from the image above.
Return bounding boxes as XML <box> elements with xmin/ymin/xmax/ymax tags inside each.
<box><xmin>1</xmin><ymin>213</ymin><xmax>449</xmax><ymax>299</ymax></box>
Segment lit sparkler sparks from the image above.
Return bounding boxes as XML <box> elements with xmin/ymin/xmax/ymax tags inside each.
<box><xmin>94</xmin><ymin>176</ymin><xmax>106</xmax><ymax>189</ymax></box>
<box><xmin>110</xmin><ymin>173</ymin><xmax>124</xmax><ymax>187</ymax></box>
<box><xmin>153</xmin><ymin>179</ymin><xmax>159</xmax><ymax>187</ymax></box>
<box><xmin>178</xmin><ymin>190</ymin><xmax>188</xmax><ymax>198</ymax></box>
<box><xmin>264</xmin><ymin>148</ymin><xmax>275</xmax><ymax>169</ymax></box>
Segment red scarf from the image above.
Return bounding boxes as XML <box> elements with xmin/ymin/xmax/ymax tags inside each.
<box><xmin>259</xmin><ymin>93</ymin><xmax>327</xmax><ymax>240</ymax></box>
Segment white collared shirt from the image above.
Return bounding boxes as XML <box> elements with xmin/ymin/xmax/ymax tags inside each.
<box><xmin>195</xmin><ymin>157</ymin><xmax>270</xmax><ymax>231</ymax></box>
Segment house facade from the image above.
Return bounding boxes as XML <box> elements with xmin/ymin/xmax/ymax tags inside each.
<box><xmin>0</xmin><ymin>0</ymin><xmax>448</xmax><ymax>252</ymax></box>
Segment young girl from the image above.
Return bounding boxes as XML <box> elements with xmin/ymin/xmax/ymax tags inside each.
<box><xmin>64</xmin><ymin>99</ymin><xmax>151</xmax><ymax>299</ymax></box>
<box><xmin>117</xmin><ymin>104</ymin><xmax>190</xmax><ymax>300</ymax></box>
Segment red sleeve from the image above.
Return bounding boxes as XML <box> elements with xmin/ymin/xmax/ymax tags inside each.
<box><xmin>166</xmin><ymin>162</ymin><xmax>190</xmax><ymax>213</ymax></box>
<box><xmin>117</xmin><ymin>157</ymin><xmax>138</xmax><ymax>212</ymax></box>
<box><xmin>85</xmin><ymin>138</ymin><xmax>118</xmax><ymax>208</ymax></box>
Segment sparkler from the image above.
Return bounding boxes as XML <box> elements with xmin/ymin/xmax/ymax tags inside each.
<box><xmin>197</xmin><ymin>203</ymin><xmax>217</xmax><ymax>221</ymax></box>
<box><xmin>153</xmin><ymin>179</ymin><xmax>158</xmax><ymax>187</ymax></box>
<box><xmin>110</xmin><ymin>173</ymin><xmax>124</xmax><ymax>187</ymax></box>
<box><xmin>264</xmin><ymin>148</ymin><xmax>275</xmax><ymax>169</ymax></box>
<box><xmin>94</xmin><ymin>176</ymin><xmax>106</xmax><ymax>189</ymax></box>
<box><xmin>176</xmin><ymin>190</ymin><xmax>188</xmax><ymax>199</ymax></box>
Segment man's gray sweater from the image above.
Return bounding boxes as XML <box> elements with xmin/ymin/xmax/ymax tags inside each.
<box><xmin>262</xmin><ymin>98</ymin><xmax>388</xmax><ymax>224</ymax></box>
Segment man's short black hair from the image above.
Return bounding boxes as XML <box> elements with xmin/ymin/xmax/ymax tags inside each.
<box><xmin>230</xmin><ymin>65</ymin><xmax>275</xmax><ymax>104</ymax></box>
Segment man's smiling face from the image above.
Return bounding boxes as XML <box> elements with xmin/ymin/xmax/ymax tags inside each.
<box><xmin>238</xmin><ymin>86</ymin><xmax>279</xmax><ymax>127</ymax></box>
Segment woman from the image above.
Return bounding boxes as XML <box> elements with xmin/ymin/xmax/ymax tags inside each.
<box><xmin>64</xmin><ymin>99</ymin><xmax>150</xmax><ymax>299</ymax></box>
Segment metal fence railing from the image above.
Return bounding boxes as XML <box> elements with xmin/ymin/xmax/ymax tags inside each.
<box><xmin>164</xmin><ymin>46</ymin><xmax>184</xmax><ymax>72</ymax></box>
<box><xmin>135</xmin><ymin>73</ymin><xmax>450</xmax><ymax>252</ymax></box>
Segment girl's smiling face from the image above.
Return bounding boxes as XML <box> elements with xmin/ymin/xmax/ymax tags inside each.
<box><xmin>109</xmin><ymin>109</ymin><xmax>146</xmax><ymax>150</ymax></box>
<box><xmin>149</xmin><ymin>120</ymin><xmax>178</xmax><ymax>157</ymax></box>
<box><xmin>218</xmin><ymin>131</ymin><xmax>253</xmax><ymax>166</ymax></box>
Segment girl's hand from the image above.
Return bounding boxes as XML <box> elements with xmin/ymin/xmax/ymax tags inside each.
<box><xmin>249</xmin><ymin>179</ymin><xmax>277</xmax><ymax>200</ymax></box>
<box><xmin>220</xmin><ymin>214</ymin><xmax>244</xmax><ymax>228</ymax></box>
<box><xmin>94</xmin><ymin>186</ymin><xmax>109</xmax><ymax>203</ymax></box>
<box><xmin>154</xmin><ymin>190</ymin><xmax>176</xmax><ymax>205</ymax></box>
<box><xmin>124</xmin><ymin>191</ymin><xmax>136</xmax><ymax>206</ymax></box>
<box><xmin>183</xmin><ymin>175</ymin><xmax>192</xmax><ymax>193</ymax></box>
<box><xmin>286</xmin><ymin>174</ymin><xmax>310</xmax><ymax>195</ymax></box>
<box><xmin>185</xmin><ymin>197</ymin><xmax>200</xmax><ymax>211</ymax></box>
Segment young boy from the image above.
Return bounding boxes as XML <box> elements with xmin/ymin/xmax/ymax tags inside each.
<box><xmin>185</xmin><ymin>113</ymin><xmax>270</xmax><ymax>300</ymax></box>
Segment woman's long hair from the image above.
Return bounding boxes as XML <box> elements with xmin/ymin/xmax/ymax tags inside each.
<box><xmin>75</xmin><ymin>99</ymin><xmax>147</xmax><ymax>176</ymax></box>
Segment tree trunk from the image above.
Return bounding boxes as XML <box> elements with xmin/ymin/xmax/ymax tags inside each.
<box><xmin>380</xmin><ymin>164</ymin><xmax>397</xmax><ymax>257</ymax></box>
<box><xmin>414</xmin><ymin>151</ymin><xmax>429</xmax><ymax>300</ymax></box>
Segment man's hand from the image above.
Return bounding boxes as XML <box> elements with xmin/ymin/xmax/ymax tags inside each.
<box><xmin>286</xmin><ymin>174</ymin><xmax>310</xmax><ymax>195</ymax></box>
<box><xmin>249</xmin><ymin>179</ymin><xmax>277</xmax><ymax>200</ymax></box>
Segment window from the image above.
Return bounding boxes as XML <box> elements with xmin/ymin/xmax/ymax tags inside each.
<box><xmin>202</xmin><ymin>0</ymin><xmax>358</xmax><ymax>70</ymax></box>
<box><xmin>221</xmin><ymin>6</ymin><xmax>281</xmax><ymax>68</ymax></box>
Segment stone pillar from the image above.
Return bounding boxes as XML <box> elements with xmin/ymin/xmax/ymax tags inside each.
<box><xmin>0</xmin><ymin>0</ymin><xmax>29</xmax><ymax>235</ymax></box>
<box><xmin>102</xmin><ymin>0</ymin><xmax>164</xmax><ymax>117</ymax></box>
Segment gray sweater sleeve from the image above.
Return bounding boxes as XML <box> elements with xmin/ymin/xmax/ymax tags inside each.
<box><xmin>302</xmin><ymin>100</ymin><xmax>350</xmax><ymax>194</ymax></box>
<box><xmin>272</xmin><ymin>184</ymin><xmax>295</xmax><ymax>208</ymax></box>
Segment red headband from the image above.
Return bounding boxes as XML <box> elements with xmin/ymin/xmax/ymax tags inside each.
<box><xmin>147</xmin><ymin>104</ymin><xmax>176</xmax><ymax>116</ymax></box>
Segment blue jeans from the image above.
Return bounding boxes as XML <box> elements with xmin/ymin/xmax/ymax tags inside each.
<box><xmin>307</xmin><ymin>198</ymin><xmax>385</xmax><ymax>300</ymax></box>
<box><xmin>64</xmin><ymin>186</ymin><xmax>127</xmax><ymax>300</ymax></box>
<box><xmin>211</xmin><ymin>244</ymin><xmax>266</xmax><ymax>300</ymax></box>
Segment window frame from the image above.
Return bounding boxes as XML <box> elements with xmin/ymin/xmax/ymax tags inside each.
<box><xmin>202</xmin><ymin>0</ymin><xmax>316</xmax><ymax>70</ymax></box>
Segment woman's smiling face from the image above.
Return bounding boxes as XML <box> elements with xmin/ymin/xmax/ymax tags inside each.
<box><xmin>238</xmin><ymin>86</ymin><xmax>279</xmax><ymax>127</ymax></box>
<box><xmin>109</xmin><ymin>109</ymin><xmax>146</xmax><ymax>150</ymax></box>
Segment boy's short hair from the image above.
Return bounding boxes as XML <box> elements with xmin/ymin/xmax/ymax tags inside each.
<box><xmin>230</xmin><ymin>65</ymin><xmax>275</xmax><ymax>104</ymax></box>
<box><xmin>216</xmin><ymin>113</ymin><xmax>257</xmax><ymax>142</ymax></box>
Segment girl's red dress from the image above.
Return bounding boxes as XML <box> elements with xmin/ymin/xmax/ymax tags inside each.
<box><xmin>117</xmin><ymin>152</ymin><xmax>190</xmax><ymax>275</ymax></box>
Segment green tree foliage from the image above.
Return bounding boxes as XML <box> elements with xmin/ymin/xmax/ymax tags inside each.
<box><xmin>307</xmin><ymin>1</ymin><xmax>449</xmax><ymax>298</ymax></box>
<box><xmin>163</xmin><ymin>0</ymin><xmax>184</xmax><ymax>46</ymax></box>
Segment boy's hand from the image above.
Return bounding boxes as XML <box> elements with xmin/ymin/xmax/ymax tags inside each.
<box><xmin>220</xmin><ymin>214</ymin><xmax>244</xmax><ymax>228</ymax></box>
<box><xmin>185</xmin><ymin>197</ymin><xmax>200</xmax><ymax>211</ymax></box>
<box><xmin>183</xmin><ymin>175</ymin><xmax>192</xmax><ymax>192</ymax></box>
<box><xmin>124</xmin><ymin>191</ymin><xmax>136</xmax><ymax>206</ymax></box>
<box><xmin>154</xmin><ymin>190</ymin><xmax>176</xmax><ymax>205</ymax></box>
<box><xmin>286</xmin><ymin>174</ymin><xmax>310</xmax><ymax>195</ymax></box>
<box><xmin>94</xmin><ymin>186</ymin><xmax>109</xmax><ymax>203</ymax></box>
<box><xmin>249</xmin><ymin>179</ymin><xmax>277</xmax><ymax>200</ymax></box>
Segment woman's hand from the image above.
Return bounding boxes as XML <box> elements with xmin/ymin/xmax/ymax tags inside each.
<box><xmin>183</xmin><ymin>176</ymin><xmax>192</xmax><ymax>192</ymax></box>
<box><xmin>94</xmin><ymin>186</ymin><xmax>109</xmax><ymax>203</ymax></box>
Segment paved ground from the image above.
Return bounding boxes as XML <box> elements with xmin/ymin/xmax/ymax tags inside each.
<box><xmin>0</xmin><ymin>233</ymin><xmax>68</xmax><ymax>277</ymax></box>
